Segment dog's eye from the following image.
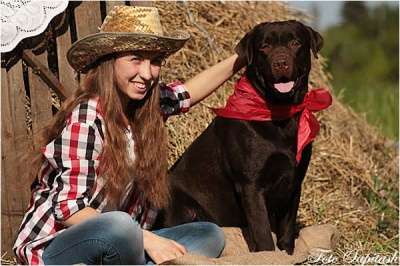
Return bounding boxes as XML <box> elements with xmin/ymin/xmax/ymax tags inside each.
<box><xmin>290</xmin><ymin>40</ymin><xmax>302</xmax><ymax>48</ymax></box>
<box><xmin>260</xmin><ymin>43</ymin><xmax>272</xmax><ymax>53</ymax></box>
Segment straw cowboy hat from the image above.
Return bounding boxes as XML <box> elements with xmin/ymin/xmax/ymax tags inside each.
<box><xmin>67</xmin><ymin>5</ymin><xmax>190</xmax><ymax>72</ymax></box>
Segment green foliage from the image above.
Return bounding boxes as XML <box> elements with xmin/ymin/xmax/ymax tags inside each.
<box><xmin>342</xmin><ymin>1</ymin><xmax>369</xmax><ymax>25</ymax></box>
<box><xmin>336</xmin><ymin>85</ymin><xmax>398</xmax><ymax>139</ymax></box>
<box><xmin>321</xmin><ymin>2</ymin><xmax>399</xmax><ymax>139</ymax></box>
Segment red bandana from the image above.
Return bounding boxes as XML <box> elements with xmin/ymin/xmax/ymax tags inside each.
<box><xmin>212</xmin><ymin>76</ymin><xmax>332</xmax><ymax>163</ymax></box>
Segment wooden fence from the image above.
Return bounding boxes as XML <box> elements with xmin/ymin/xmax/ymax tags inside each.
<box><xmin>1</xmin><ymin>0</ymin><xmax>151</xmax><ymax>256</ymax></box>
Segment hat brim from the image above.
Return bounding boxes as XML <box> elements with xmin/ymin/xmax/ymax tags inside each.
<box><xmin>67</xmin><ymin>31</ymin><xmax>190</xmax><ymax>72</ymax></box>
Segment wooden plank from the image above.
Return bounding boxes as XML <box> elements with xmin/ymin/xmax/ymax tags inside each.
<box><xmin>53</xmin><ymin>8</ymin><xmax>76</xmax><ymax>98</ymax></box>
<box><xmin>74</xmin><ymin>1</ymin><xmax>102</xmax><ymax>39</ymax></box>
<box><xmin>6</xmin><ymin>63</ymin><xmax>32</xmax><ymax>207</ymax></box>
<box><xmin>1</xmin><ymin>62</ymin><xmax>33</xmax><ymax>255</ymax></box>
<box><xmin>27</xmin><ymin>51</ymin><xmax>53</xmax><ymax>148</ymax></box>
<box><xmin>106</xmin><ymin>1</ymin><xmax>126</xmax><ymax>12</ymax></box>
<box><xmin>23</xmin><ymin>51</ymin><xmax>68</xmax><ymax>100</ymax></box>
<box><xmin>1</xmin><ymin>67</ymin><xmax>13</xmax><ymax>256</ymax></box>
<box><xmin>73</xmin><ymin>1</ymin><xmax>102</xmax><ymax>81</ymax></box>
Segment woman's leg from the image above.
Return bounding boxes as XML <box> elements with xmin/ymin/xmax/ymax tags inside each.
<box><xmin>151</xmin><ymin>222</ymin><xmax>225</xmax><ymax>258</ymax></box>
<box><xmin>43</xmin><ymin>211</ymin><xmax>146</xmax><ymax>265</ymax></box>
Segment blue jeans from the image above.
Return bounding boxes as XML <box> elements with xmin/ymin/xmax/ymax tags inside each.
<box><xmin>42</xmin><ymin>211</ymin><xmax>225</xmax><ymax>265</ymax></box>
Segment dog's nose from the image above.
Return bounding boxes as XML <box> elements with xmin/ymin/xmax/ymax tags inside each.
<box><xmin>272</xmin><ymin>59</ymin><xmax>289</xmax><ymax>71</ymax></box>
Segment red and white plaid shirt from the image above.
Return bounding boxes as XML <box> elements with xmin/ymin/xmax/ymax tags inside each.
<box><xmin>13</xmin><ymin>82</ymin><xmax>191</xmax><ymax>265</ymax></box>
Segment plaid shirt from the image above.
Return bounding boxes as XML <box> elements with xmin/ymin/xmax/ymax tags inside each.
<box><xmin>13</xmin><ymin>82</ymin><xmax>191</xmax><ymax>265</ymax></box>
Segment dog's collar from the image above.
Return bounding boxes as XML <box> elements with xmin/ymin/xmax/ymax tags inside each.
<box><xmin>212</xmin><ymin>76</ymin><xmax>332</xmax><ymax>163</ymax></box>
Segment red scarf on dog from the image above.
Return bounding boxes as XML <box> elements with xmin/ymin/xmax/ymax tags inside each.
<box><xmin>212</xmin><ymin>76</ymin><xmax>332</xmax><ymax>163</ymax></box>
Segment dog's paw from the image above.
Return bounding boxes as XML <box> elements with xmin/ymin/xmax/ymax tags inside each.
<box><xmin>277</xmin><ymin>238</ymin><xmax>295</xmax><ymax>255</ymax></box>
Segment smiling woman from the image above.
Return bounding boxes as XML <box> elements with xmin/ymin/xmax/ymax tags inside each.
<box><xmin>12</xmin><ymin>5</ymin><xmax>245</xmax><ymax>265</ymax></box>
<box><xmin>113</xmin><ymin>52</ymin><xmax>163</xmax><ymax>102</ymax></box>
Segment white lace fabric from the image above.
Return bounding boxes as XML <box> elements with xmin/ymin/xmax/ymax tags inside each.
<box><xmin>1</xmin><ymin>0</ymin><xmax>69</xmax><ymax>52</ymax></box>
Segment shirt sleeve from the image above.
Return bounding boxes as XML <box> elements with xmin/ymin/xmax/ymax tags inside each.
<box><xmin>42</xmin><ymin>120</ymin><xmax>103</xmax><ymax>221</ymax></box>
<box><xmin>160</xmin><ymin>81</ymin><xmax>191</xmax><ymax>118</ymax></box>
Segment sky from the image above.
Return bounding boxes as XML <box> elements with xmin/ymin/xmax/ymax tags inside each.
<box><xmin>286</xmin><ymin>1</ymin><xmax>399</xmax><ymax>31</ymax></box>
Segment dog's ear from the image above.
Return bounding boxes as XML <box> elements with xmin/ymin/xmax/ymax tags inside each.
<box><xmin>235</xmin><ymin>28</ymin><xmax>257</xmax><ymax>65</ymax></box>
<box><xmin>305</xmin><ymin>26</ymin><xmax>324</xmax><ymax>59</ymax></box>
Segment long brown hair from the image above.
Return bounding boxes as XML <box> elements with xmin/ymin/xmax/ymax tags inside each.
<box><xmin>29</xmin><ymin>56</ymin><xmax>169</xmax><ymax>209</ymax></box>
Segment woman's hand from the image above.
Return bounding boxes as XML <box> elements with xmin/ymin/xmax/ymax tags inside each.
<box><xmin>143</xmin><ymin>229</ymin><xmax>187</xmax><ymax>264</ymax></box>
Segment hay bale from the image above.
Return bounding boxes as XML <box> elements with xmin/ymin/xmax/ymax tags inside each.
<box><xmin>155</xmin><ymin>1</ymin><xmax>398</xmax><ymax>262</ymax></box>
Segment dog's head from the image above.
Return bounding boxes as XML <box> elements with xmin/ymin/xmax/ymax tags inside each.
<box><xmin>236</xmin><ymin>20</ymin><xmax>323</xmax><ymax>104</ymax></box>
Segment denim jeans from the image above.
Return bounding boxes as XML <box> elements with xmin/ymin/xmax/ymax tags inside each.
<box><xmin>42</xmin><ymin>211</ymin><xmax>225</xmax><ymax>265</ymax></box>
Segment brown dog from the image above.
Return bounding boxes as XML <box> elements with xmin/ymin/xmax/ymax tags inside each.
<box><xmin>154</xmin><ymin>20</ymin><xmax>330</xmax><ymax>255</ymax></box>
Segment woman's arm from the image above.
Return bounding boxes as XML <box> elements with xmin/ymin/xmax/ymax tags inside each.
<box><xmin>42</xmin><ymin>101</ymin><xmax>104</xmax><ymax>227</ymax></box>
<box><xmin>184</xmin><ymin>54</ymin><xmax>244</xmax><ymax>106</ymax></box>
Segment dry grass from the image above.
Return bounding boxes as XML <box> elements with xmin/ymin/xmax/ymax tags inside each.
<box><xmin>3</xmin><ymin>1</ymin><xmax>398</xmax><ymax>264</ymax></box>
<box><xmin>157</xmin><ymin>1</ymin><xmax>399</xmax><ymax>263</ymax></box>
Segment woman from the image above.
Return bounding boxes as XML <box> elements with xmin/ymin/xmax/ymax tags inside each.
<box><xmin>13</xmin><ymin>5</ymin><xmax>243</xmax><ymax>265</ymax></box>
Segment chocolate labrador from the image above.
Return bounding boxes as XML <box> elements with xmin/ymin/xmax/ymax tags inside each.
<box><xmin>154</xmin><ymin>20</ymin><xmax>328</xmax><ymax>255</ymax></box>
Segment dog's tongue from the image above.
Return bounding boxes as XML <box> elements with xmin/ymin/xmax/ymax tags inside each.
<box><xmin>274</xmin><ymin>81</ymin><xmax>295</xmax><ymax>93</ymax></box>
